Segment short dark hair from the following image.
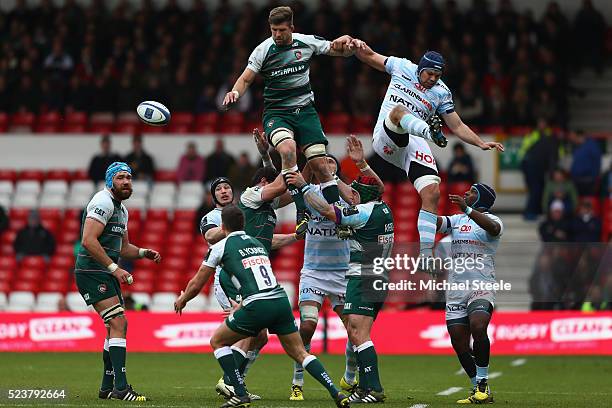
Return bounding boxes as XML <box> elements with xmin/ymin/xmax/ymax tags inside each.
<box><xmin>269</xmin><ymin>6</ymin><xmax>293</xmax><ymax>25</ymax></box>
<box><xmin>251</xmin><ymin>167</ymin><xmax>279</xmax><ymax>186</ymax></box>
<box><xmin>221</xmin><ymin>204</ymin><xmax>245</xmax><ymax>233</ymax></box>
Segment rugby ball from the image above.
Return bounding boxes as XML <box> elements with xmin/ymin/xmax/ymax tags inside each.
<box><xmin>136</xmin><ymin>101</ymin><xmax>171</xmax><ymax>126</ymax></box>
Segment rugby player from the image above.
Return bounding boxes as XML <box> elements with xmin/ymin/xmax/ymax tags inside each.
<box><xmin>75</xmin><ymin>162</ymin><xmax>161</xmax><ymax>401</ymax></box>
<box><xmin>175</xmin><ymin>205</ymin><xmax>350</xmax><ymax>408</ymax></box>
<box><xmin>437</xmin><ymin>184</ymin><xmax>502</xmax><ymax>404</ymax></box>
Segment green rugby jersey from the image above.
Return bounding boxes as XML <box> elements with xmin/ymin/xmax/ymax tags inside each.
<box><xmin>247</xmin><ymin>33</ymin><xmax>330</xmax><ymax>110</ymax></box>
<box><xmin>203</xmin><ymin>231</ymin><xmax>286</xmax><ymax>305</ymax></box>
<box><xmin>336</xmin><ymin>201</ymin><xmax>395</xmax><ymax>276</ymax></box>
<box><xmin>238</xmin><ymin>186</ymin><xmax>280</xmax><ymax>253</ymax></box>
<box><xmin>75</xmin><ymin>189</ymin><xmax>128</xmax><ymax>274</ymax></box>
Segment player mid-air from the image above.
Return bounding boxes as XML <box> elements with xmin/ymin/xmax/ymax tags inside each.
<box><xmin>348</xmin><ymin>39</ymin><xmax>504</xmax><ymax>271</ymax></box>
<box><xmin>437</xmin><ymin>184</ymin><xmax>502</xmax><ymax>404</ymax></box>
<box><xmin>222</xmin><ymin>6</ymin><xmax>357</xmax><ymax>233</ymax></box>
<box><xmin>74</xmin><ymin>162</ymin><xmax>161</xmax><ymax>402</ymax></box>
<box><xmin>175</xmin><ymin>205</ymin><xmax>350</xmax><ymax>408</ymax></box>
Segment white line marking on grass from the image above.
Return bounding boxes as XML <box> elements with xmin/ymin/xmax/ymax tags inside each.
<box><xmin>455</xmin><ymin>367</ymin><xmax>465</xmax><ymax>375</ymax></box>
<box><xmin>437</xmin><ymin>387</ymin><xmax>463</xmax><ymax>396</ymax></box>
<box><xmin>488</xmin><ymin>371</ymin><xmax>503</xmax><ymax>379</ymax></box>
<box><xmin>511</xmin><ymin>358</ymin><xmax>527</xmax><ymax>367</ymax></box>
<box><xmin>408</xmin><ymin>404</ymin><xmax>428</xmax><ymax>408</ymax></box>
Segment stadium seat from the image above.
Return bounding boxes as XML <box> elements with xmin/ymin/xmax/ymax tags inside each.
<box><xmin>174</xmin><ymin>209</ymin><xmax>196</xmax><ymax>221</ymax></box>
<box><xmin>34</xmin><ymin>123</ymin><xmax>59</xmax><ymax>133</ymax></box>
<box><xmin>126</xmin><ymin>196</ymin><xmax>147</xmax><ymax>211</ymax></box>
<box><xmin>168</xmin><ymin>123</ymin><xmax>192</xmax><ymax>133</ymax></box>
<box><xmin>117</xmin><ymin>112</ymin><xmax>140</xmax><ymax>124</ymax></box>
<box><xmin>142</xmin><ymin>125</ymin><xmax>166</xmax><ymax>134</ymax></box>
<box><xmin>176</xmin><ymin>195</ymin><xmax>200</xmax><ymax>209</ymax></box>
<box><xmin>66</xmin><ymin>291</ymin><xmax>89</xmax><ymax>312</ymax></box>
<box><xmin>0</xmin><ymin>169</ymin><xmax>17</xmax><ymax>182</ymax></box>
<box><xmin>0</xmin><ymin>112</ymin><xmax>8</xmax><ymax>132</ymax></box>
<box><xmin>142</xmin><ymin>220</ymin><xmax>169</xmax><ymax>234</ymax></box>
<box><xmin>351</xmin><ymin>115</ymin><xmax>374</xmax><ymax>134</ymax></box>
<box><xmin>149</xmin><ymin>194</ymin><xmax>176</xmax><ymax>209</ymax></box>
<box><xmin>130</xmin><ymin>180</ymin><xmax>150</xmax><ymax>199</ymax></box>
<box><xmin>130</xmin><ymin>292</ymin><xmax>152</xmax><ymax>307</ymax></box>
<box><xmin>150</xmin><ymin>292</ymin><xmax>178</xmax><ymax>312</ymax></box>
<box><xmin>15</xmin><ymin>180</ymin><xmax>41</xmax><ymax>195</ymax></box>
<box><xmin>0</xmin><ymin>292</ymin><xmax>7</xmax><ymax>310</ymax></box>
<box><xmin>0</xmin><ymin>256</ymin><xmax>17</xmax><ymax>270</ymax></box>
<box><xmin>154</xmin><ymin>170</ymin><xmax>177</xmax><ymax>182</ymax></box>
<box><xmin>129</xmin><ymin>280</ymin><xmax>154</xmax><ymax>294</ymax></box>
<box><xmin>10</xmin><ymin>112</ymin><xmax>36</xmax><ymax>131</ymax></box>
<box><xmin>19</xmin><ymin>170</ymin><xmax>45</xmax><ymax>182</ymax></box>
<box><xmin>50</xmin><ymin>255</ymin><xmax>74</xmax><ymax>269</ymax></box>
<box><xmin>172</xmin><ymin>220</ymin><xmax>193</xmax><ymax>233</ymax></box>
<box><xmin>45</xmin><ymin>169</ymin><xmax>71</xmax><ymax>181</ymax></box>
<box><xmin>20</xmin><ymin>256</ymin><xmax>47</xmax><ymax>269</ymax></box>
<box><xmin>0</xmin><ymin>269</ymin><xmax>13</xmax><ymax>281</ymax></box>
<box><xmin>72</xmin><ymin>169</ymin><xmax>89</xmax><ymax>180</ymax></box>
<box><xmin>61</xmin><ymin>123</ymin><xmax>87</xmax><ymax>133</ymax></box>
<box><xmin>151</xmin><ymin>181</ymin><xmax>176</xmax><ymax>197</ymax></box>
<box><xmin>168</xmin><ymin>232</ymin><xmax>193</xmax><ymax>246</ymax></box>
<box><xmin>7</xmin><ymin>291</ymin><xmax>36</xmax><ymax>311</ymax></box>
<box><xmin>46</xmin><ymin>267</ymin><xmax>69</xmax><ymax>282</ymax></box>
<box><xmin>166</xmin><ymin>245</ymin><xmax>191</xmax><ymax>258</ymax></box>
<box><xmin>182</xmin><ymin>294</ymin><xmax>208</xmax><ymax>312</ymax></box>
<box><xmin>195</xmin><ymin>113</ymin><xmax>219</xmax><ymax>133</ymax></box>
<box><xmin>0</xmin><ymin>280</ymin><xmax>10</xmax><ymax>293</ymax></box>
<box><xmin>35</xmin><ymin>292</ymin><xmax>63</xmax><ymax>312</ymax></box>
<box><xmin>219</xmin><ymin>112</ymin><xmax>245</xmax><ymax>133</ymax></box>
<box><xmin>65</xmin><ymin>111</ymin><xmax>88</xmax><ymax>126</ymax></box>
<box><xmin>114</xmin><ymin>122</ymin><xmax>141</xmax><ymax>134</ymax></box>
<box><xmin>172</xmin><ymin>112</ymin><xmax>195</xmax><ymax>126</ymax></box>
<box><xmin>41</xmin><ymin>280</ymin><xmax>68</xmax><ymax>293</ymax></box>
<box><xmin>0</xmin><ymin>181</ymin><xmax>13</xmax><ymax>197</ymax></box>
<box><xmin>178</xmin><ymin>181</ymin><xmax>203</xmax><ymax>198</ymax></box>
<box><xmin>279</xmin><ymin>280</ymin><xmax>297</xmax><ymax>308</ymax></box>
<box><xmin>324</xmin><ymin>113</ymin><xmax>351</xmax><ymax>134</ymax></box>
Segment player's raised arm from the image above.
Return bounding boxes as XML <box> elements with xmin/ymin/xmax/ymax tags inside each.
<box><xmin>271</xmin><ymin>233</ymin><xmax>301</xmax><ymax>250</ymax></box>
<box><xmin>441</xmin><ymin>111</ymin><xmax>504</xmax><ymax>152</ymax></box>
<box><xmin>222</xmin><ymin>67</ymin><xmax>257</xmax><ymax>107</ymax></box>
<box><xmin>352</xmin><ymin>39</ymin><xmax>387</xmax><ymax>72</ymax></box>
<box><xmin>346</xmin><ymin>134</ymin><xmax>384</xmax><ymax>194</ymax></box>
<box><xmin>285</xmin><ymin>172</ymin><xmax>338</xmax><ymax>222</ymax></box>
<box><xmin>253</xmin><ymin>128</ymin><xmax>276</xmax><ymax>170</ymax></box>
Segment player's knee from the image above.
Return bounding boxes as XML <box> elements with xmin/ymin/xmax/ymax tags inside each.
<box><xmin>210</xmin><ymin>335</ymin><xmax>222</xmax><ymax>350</ymax></box>
<box><xmin>304</xmin><ymin>143</ymin><xmax>327</xmax><ymax>162</ymax></box>
<box><xmin>299</xmin><ymin>321</ymin><xmax>317</xmax><ymax>343</ymax></box>
<box><xmin>254</xmin><ymin>330</ymin><xmax>268</xmax><ymax>349</ymax></box>
<box><xmin>469</xmin><ymin>321</ymin><xmax>488</xmax><ymax>339</ymax></box>
<box><xmin>271</xmin><ymin>130</ymin><xmax>295</xmax><ymax>150</ymax></box>
<box><xmin>100</xmin><ymin>304</ymin><xmax>126</xmax><ymax>329</ymax></box>
<box><xmin>389</xmin><ymin>105</ymin><xmax>407</xmax><ymax>127</ymax></box>
<box><xmin>416</xmin><ymin>176</ymin><xmax>441</xmax><ymax>204</ymax></box>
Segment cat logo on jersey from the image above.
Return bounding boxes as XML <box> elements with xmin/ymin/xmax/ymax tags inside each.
<box><xmin>295</xmin><ymin>50</ymin><xmax>302</xmax><ymax>60</ymax></box>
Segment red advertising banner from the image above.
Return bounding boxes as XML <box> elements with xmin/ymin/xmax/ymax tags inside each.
<box><xmin>0</xmin><ymin>311</ymin><xmax>610</xmax><ymax>354</ymax></box>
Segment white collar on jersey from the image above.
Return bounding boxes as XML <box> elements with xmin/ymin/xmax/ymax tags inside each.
<box><xmin>226</xmin><ymin>230</ymin><xmax>246</xmax><ymax>237</ymax></box>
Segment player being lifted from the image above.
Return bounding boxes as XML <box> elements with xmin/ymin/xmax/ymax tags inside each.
<box><xmin>175</xmin><ymin>205</ymin><xmax>350</xmax><ymax>408</ymax></box>
<box><xmin>350</xmin><ymin>40</ymin><xmax>503</xmax><ymax>270</ymax></box>
<box><xmin>74</xmin><ymin>162</ymin><xmax>161</xmax><ymax>401</ymax></box>
<box><xmin>222</xmin><ymin>6</ymin><xmax>356</xmax><ymax>232</ymax></box>
<box><xmin>287</xmin><ymin>147</ymin><xmax>394</xmax><ymax>404</ymax></box>
<box><xmin>288</xmin><ymin>148</ymin><xmax>362</xmax><ymax>401</ymax></box>
<box><xmin>436</xmin><ymin>184</ymin><xmax>502</xmax><ymax>404</ymax></box>
<box><xmin>203</xmin><ymin>132</ymin><xmax>302</xmax><ymax>400</ymax></box>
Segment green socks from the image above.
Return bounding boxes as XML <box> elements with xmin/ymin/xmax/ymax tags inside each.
<box><xmin>356</xmin><ymin>341</ymin><xmax>383</xmax><ymax>392</ymax></box>
<box><xmin>101</xmin><ymin>339</ymin><xmax>114</xmax><ymax>391</ymax></box>
<box><xmin>215</xmin><ymin>347</ymin><xmax>247</xmax><ymax>397</ymax></box>
<box><xmin>303</xmin><ymin>355</ymin><xmax>340</xmax><ymax>398</ymax></box>
<box><xmin>108</xmin><ymin>338</ymin><xmax>127</xmax><ymax>390</ymax></box>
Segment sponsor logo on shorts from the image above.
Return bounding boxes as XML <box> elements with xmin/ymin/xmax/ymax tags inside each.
<box><xmin>98</xmin><ymin>284</ymin><xmax>107</xmax><ymax>294</ymax></box>
<box><xmin>446</xmin><ymin>304</ymin><xmax>466</xmax><ymax>312</ymax></box>
<box><xmin>359</xmin><ymin>306</ymin><xmax>374</xmax><ymax>312</ymax></box>
<box><xmin>415</xmin><ymin>150</ymin><xmax>436</xmax><ymax>165</ymax></box>
<box><xmin>301</xmin><ymin>287</ymin><xmax>325</xmax><ymax>296</ymax></box>
<box><xmin>344</xmin><ymin>303</ymin><xmax>352</xmax><ymax>310</ymax></box>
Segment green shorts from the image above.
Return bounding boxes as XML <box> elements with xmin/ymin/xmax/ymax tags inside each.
<box><xmin>263</xmin><ymin>103</ymin><xmax>328</xmax><ymax>150</ymax></box>
<box><xmin>75</xmin><ymin>272</ymin><xmax>124</xmax><ymax>306</ymax></box>
<box><xmin>226</xmin><ymin>296</ymin><xmax>298</xmax><ymax>337</ymax></box>
<box><xmin>342</xmin><ymin>277</ymin><xmax>386</xmax><ymax>319</ymax></box>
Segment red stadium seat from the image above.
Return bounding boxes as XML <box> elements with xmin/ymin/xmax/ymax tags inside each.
<box><xmin>72</xmin><ymin>169</ymin><xmax>89</xmax><ymax>180</ymax></box>
<box><xmin>219</xmin><ymin>112</ymin><xmax>245</xmax><ymax>133</ymax></box>
<box><xmin>0</xmin><ymin>280</ymin><xmax>11</xmax><ymax>293</ymax></box>
<box><xmin>173</xmin><ymin>209</ymin><xmax>196</xmax><ymax>221</ymax></box>
<box><xmin>12</xmin><ymin>280</ymin><xmax>39</xmax><ymax>292</ymax></box>
<box><xmin>10</xmin><ymin>112</ymin><xmax>36</xmax><ymax>130</ymax></box>
<box><xmin>10</xmin><ymin>208</ymin><xmax>30</xmax><ymax>220</ymax></box>
<box><xmin>351</xmin><ymin>115</ymin><xmax>374</xmax><ymax>134</ymax></box>
<box><xmin>0</xmin><ymin>169</ymin><xmax>17</xmax><ymax>182</ymax></box>
<box><xmin>168</xmin><ymin>232</ymin><xmax>193</xmax><ymax>246</ymax></box>
<box><xmin>195</xmin><ymin>112</ymin><xmax>219</xmax><ymax>132</ymax></box>
<box><xmin>1</xmin><ymin>230</ymin><xmax>17</xmax><ymax>246</ymax></box>
<box><xmin>166</xmin><ymin>245</ymin><xmax>191</xmax><ymax>258</ymax></box>
<box><xmin>172</xmin><ymin>220</ymin><xmax>193</xmax><ymax>233</ymax></box>
<box><xmin>39</xmin><ymin>208</ymin><xmax>62</xmax><ymax>221</ymax></box>
<box><xmin>155</xmin><ymin>170</ymin><xmax>177</xmax><ymax>182</ymax></box>
<box><xmin>0</xmin><ymin>269</ymin><xmax>13</xmax><ymax>281</ymax></box>
<box><xmin>155</xmin><ymin>281</ymin><xmax>181</xmax><ymax>293</ymax></box>
<box><xmin>146</xmin><ymin>209</ymin><xmax>169</xmax><ymax>222</ymax></box>
<box><xmin>59</xmin><ymin>230</ymin><xmax>80</xmax><ymax>244</ymax></box>
<box><xmin>142</xmin><ymin>125</ymin><xmax>166</xmax><ymax>133</ymax></box>
<box><xmin>0</xmin><ymin>112</ymin><xmax>8</xmax><ymax>132</ymax></box>
<box><xmin>34</xmin><ymin>123</ymin><xmax>59</xmax><ymax>133</ymax></box>
<box><xmin>172</xmin><ymin>112</ymin><xmax>195</xmax><ymax>126</ymax></box>
<box><xmin>129</xmin><ymin>208</ymin><xmax>142</xmax><ymax>221</ymax></box>
<box><xmin>448</xmin><ymin>182</ymin><xmax>472</xmax><ymax>196</ymax></box>
<box><xmin>50</xmin><ymin>255</ymin><xmax>74</xmax><ymax>269</ymax></box>
<box><xmin>62</xmin><ymin>123</ymin><xmax>88</xmax><ymax>133</ymax></box>
<box><xmin>114</xmin><ymin>122</ymin><xmax>141</xmax><ymax>134</ymax></box>
<box><xmin>65</xmin><ymin>111</ymin><xmax>88</xmax><ymax>126</ymax></box>
<box><xmin>167</xmin><ymin>123</ymin><xmax>192</xmax><ymax>133</ymax></box>
<box><xmin>46</xmin><ymin>169</ymin><xmax>72</xmax><ymax>181</ymax></box>
<box><xmin>46</xmin><ymin>267</ymin><xmax>69</xmax><ymax>282</ymax></box>
<box><xmin>142</xmin><ymin>220</ymin><xmax>169</xmax><ymax>234</ymax></box>
<box><xmin>55</xmin><ymin>244</ymin><xmax>74</xmax><ymax>256</ymax></box>
<box><xmin>20</xmin><ymin>256</ymin><xmax>47</xmax><ymax>269</ymax></box>
<box><xmin>324</xmin><ymin>113</ymin><xmax>351</xmax><ymax>134</ymax></box>
<box><xmin>0</xmin><ymin>256</ymin><xmax>17</xmax><ymax>270</ymax></box>
<box><xmin>38</xmin><ymin>112</ymin><xmax>62</xmax><ymax>125</ymax></box>
<box><xmin>131</xmin><ymin>268</ymin><xmax>155</xmax><ymax>282</ymax></box>
<box><xmin>88</xmin><ymin>123</ymin><xmax>114</xmax><ymax>133</ymax></box>
<box><xmin>17</xmin><ymin>267</ymin><xmax>44</xmax><ymax>281</ymax></box>
<box><xmin>41</xmin><ymin>280</ymin><xmax>68</xmax><ymax>293</ymax></box>
<box><xmin>163</xmin><ymin>258</ymin><xmax>188</xmax><ymax>270</ymax></box>
<box><xmin>129</xmin><ymin>280</ymin><xmax>154</xmax><ymax>294</ymax></box>
<box><xmin>63</xmin><ymin>218</ymin><xmax>81</xmax><ymax>233</ymax></box>
<box><xmin>19</xmin><ymin>169</ymin><xmax>45</xmax><ymax>182</ymax></box>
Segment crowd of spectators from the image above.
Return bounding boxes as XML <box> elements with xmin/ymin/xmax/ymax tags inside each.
<box><xmin>0</xmin><ymin>0</ymin><xmax>608</xmax><ymax>128</ymax></box>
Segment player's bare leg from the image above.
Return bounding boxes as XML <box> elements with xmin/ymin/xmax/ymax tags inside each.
<box><xmin>469</xmin><ymin>310</ymin><xmax>494</xmax><ymax>403</ymax></box>
<box><xmin>275</xmin><ymin>137</ymin><xmax>310</xmax><ymax>232</ymax></box>
<box><xmin>345</xmin><ymin>314</ymin><xmax>386</xmax><ymax>403</ymax></box>
<box><xmin>278</xmin><ymin>331</ymin><xmax>349</xmax><ymax>408</ymax></box>
<box><xmin>210</xmin><ymin>323</ymin><xmax>251</xmax><ymax>407</ymax></box>
<box><xmin>217</xmin><ymin>333</ymin><xmax>265</xmax><ymax>401</ymax></box>
<box><xmin>94</xmin><ymin>296</ymin><xmax>147</xmax><ymax>402</ymax></box>
<box><xmin>290</xmin><ymin>300</ymin><xmax>320</xmax><ymax>400</ymax></box>
<box><xmin>448</xmin><ymin>323</ymin><xmax>479</xmax><ymax>403</ymax></box>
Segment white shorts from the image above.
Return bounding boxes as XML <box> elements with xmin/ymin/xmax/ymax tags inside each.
<box><xmin>298</xmin><ymin>269</ymin><xmax>347</xmax><ymax>309</ymax></box>
<box><xmin>372</xmin><ymin>123</ymin><xmax>439</xmax><ymax>177</ymax></box>
<box><xmin>445</xmin><ymin>287</ymin><xmax>496</xmax><ymax>323</ymax></box>
<box><xmin>213</xmin><ymin>273</ymin><xmax>231</xmax><ymax>312</ymax></box>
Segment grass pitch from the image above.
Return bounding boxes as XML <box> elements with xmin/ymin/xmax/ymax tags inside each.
<box><xmin>1</xmin><ymin>353</ymin><xmax>610</xmax><ymax>407</ymax></box>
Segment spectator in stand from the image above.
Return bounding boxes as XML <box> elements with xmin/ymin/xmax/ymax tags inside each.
<box><xmin>600</xmin><ymin>163</ymin><xmax>611</xmax><ymax>199</ymax></box>
<box><xmin>573</xmin><ymin>0</ymin><xmax>606</xmax><ymax>73</ymax></box>
<box><xmin>542</xmin><ymin>168</ymin><xmax>578</xmax><ymax>217</ymax></box>
<box><xmin>176</xmin><ymin>141</ymin><xmax>206</xmax><ymax>182</ymax></box>
<box><xmin>454</xmin><ymin>74</ymin><xmax>485</xmax><ymax>125</ymax></box>
<box><xmin>0</xmin><ymin>204</ymin><xmax>8</xmax><ymax>234</ymax></box>
<box><xmin>43</xmin><ymin>39</ymin><xmax>74</xmax><ymax>79</ymax></box>
<box><xmin>571</xmin><ymin>200</ymin><xmax>602</xmax><ymax>242</ymax></box>
<box><xmin>204</xmin><ymin>138</ymin><xmax>235</xmax><ymax>183</ymax></box>
<box><xmin>539</xmin><ymin>200</ymin><xmax>570</xmax><ymax>242</ymax></box>
<box><xmin>215</xmin><ymin>72</ymin><xmax>252</xmax><ymax>113</ymax></box>
<box><xmin>447</xmin><ymin>143</ymin><xmax>476</xmax><ymax>184</ymax></box>
<box><xmin>87</xmin><ymin>134</ymin><xmax>122</xmax><ymax>184</ymax></box>
<box><xmin>124</xmin><ymin>134</ymin><xmax>156</xmax><ymax>182</ymax></box>
<box><xmin>13</xmin><ymin>210</ymin><xmax>56</xmax><ymax>261</ymax></box>
<box><xmin>11</xmin><ymin>76</ymin><xmax>38</xmax><ymax>113</ymax></box>
<box><xmin>195</xmin><ymin>85</ymin><xmax>218</xmax><ymax>113</ymax></box>
<box><xmin>228</xmin><ymin>152</ymin><xmax>256</xmax><ymax>194</ymax></box>
<box><xmin>569</xmin><ymin>130</ymin><xmax>602</xmax><ymax>196</ymax></box>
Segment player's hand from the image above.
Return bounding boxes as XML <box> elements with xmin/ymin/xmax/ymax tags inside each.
<box><xmin>350</xmin><ymin>38</ymin><xmax>366</xmax><ymax>50</ymax></box>
<box><xmin>112</xmin><ymin>268</ymin><xmax>133</xmax><ymax>285</ymax></box>
<box><xmin>331</xmin><ymin>35</ymin><xmax>355</xmax><ymax>57</ymax></box>
<box><xmin>347</xmin><ymin>134</ymin><xmax>364</xmax><ymax>163</ymax></box>
<box><xmin>480</xmin><ymin>141</ymin><xmax>505</xmax><ymax>152</ymax></box>
<box><xmin>253</xmin><ymin>128</ymin><xmax>269</xmax><ymax>155</ymax></box>
<box><xmin>449</xmin><ymin>194</ymin><xmax>468</xmax><ymax>212</ymax></box>
<box><xmin>222</xmin><ymin>90</ymin><xmax>239</xmax><ymax>107</ymax></box>
<box><xmin>222</xmin><ymin>299</ymin><xmax>242</xmax><ymax>318</ymax></box>
<box><xmin>143</xmin><ymin>249</ymin><xmax>162</xmax><ymax>264</ymax></box>
<box><xmin>285</xmin><ymin>171</ymin><xmax>306</xmax><ymax>188</ymax></box>
<box><xmin>174</xmin><ymin>291</ymin><xmax>186</xmax><ymax>315</ymax></box>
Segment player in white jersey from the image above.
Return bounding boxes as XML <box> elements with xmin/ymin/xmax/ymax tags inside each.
<box><xmin>289</xmin><ymin>153</ymin><xmax>359</xmax><ymax>401</ymax></box>
<box><xmin>436</xmin><ymin>183</ymin><xmax>502</xmax><ymax>404</ymax></box>
<box><xmin>351</xmin><ymin>41</ymin><xmax>504</xmax><ymax>271</ymax></box>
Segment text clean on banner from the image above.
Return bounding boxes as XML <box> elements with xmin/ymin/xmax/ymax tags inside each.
<box><xmin>0</xmin><ymin>311</ymin><xmax>610</xmax><ymax>354</ymax></box>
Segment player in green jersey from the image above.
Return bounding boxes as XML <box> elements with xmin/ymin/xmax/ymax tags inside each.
<box><xmin>175</xmin><ymin>205</ymin><xmax>349</xmax><ymax>408</ymax></box>
<box><xmin>222</xmin><ymin>5</ymin><xmax>356</xmax><ymax>234</ymax></box>
<box><xmin>287</xmin><ymin>148</ymin><xmax>394</xmax><ymax>404</ymax></box>
<box><xmin>74</xmin><ymin>162</ymin><xmax>161</xmax><ymax>401</ymax></box>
